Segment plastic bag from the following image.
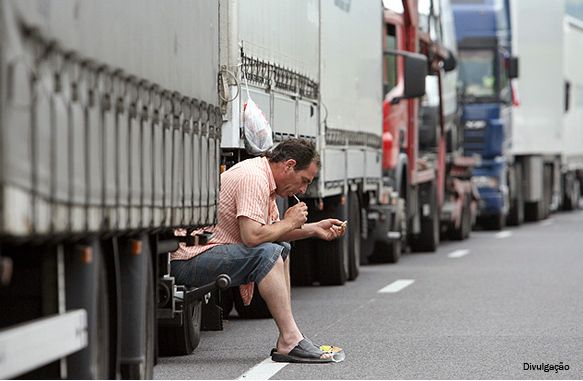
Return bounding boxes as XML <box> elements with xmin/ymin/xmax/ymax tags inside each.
<box><xmin>241</xmin><ymin>70</ymin><xmax>273</xmax><ymax>154</ymax></box>
<box><xmin>242</xmin><ymin>98</ymin><xmax>273</xmax><ymax>154</ymax></box>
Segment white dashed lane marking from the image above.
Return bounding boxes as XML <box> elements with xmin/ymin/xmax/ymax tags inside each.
<box><xmin>495</xmin><ymin>231</ymin><xmax>513</xmax><ymax>239</ymax></box>
<box><xmin>237</xmin><ymin>358</ymin><xmax>288</xmax><ymax>380</ymax></box>
<box><xmin>378</xmin><ymin>279</ymin><xmax>415</xmax><ymax>293</ymax></box>
<box><xmin>448</xmin><ymin>249</ymin><xmax>470</xmax><ymax>258</ymax></box>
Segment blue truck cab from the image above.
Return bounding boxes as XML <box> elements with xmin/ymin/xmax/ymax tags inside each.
<box><xmin>452</xmin><ymin>0</ymin><xmax>518</xmax><ymax>229</ymax></box>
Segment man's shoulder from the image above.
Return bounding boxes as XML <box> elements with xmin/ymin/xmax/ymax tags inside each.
<box><xmin>223</xmin><ymin>158</ymin><xmax>269</xmax><ymax>187</ymax></box>
<box><xmin>226</xmin><ymin>157</ymin><xmax>269</xmax><ymax>179</ymax></box>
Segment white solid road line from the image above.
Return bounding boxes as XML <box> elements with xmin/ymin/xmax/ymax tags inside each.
<box><xmin>378</xmin><ymin>279</ymin><xmax>415</xmax><ymax>293</ymax></box>
<box><xmin>237</xmin><ymin>358</ymin><xmax>288</xmax><ymax>380</ymax></box>
<box><xmin>448</xmin><ymin>249</ymin><xmax>470</xmax><ymax>258</ymax></box>
<box><xmin>495</xmin><ymin>231</ymin><xmax>513</xmax><ymax>239</ymax></box>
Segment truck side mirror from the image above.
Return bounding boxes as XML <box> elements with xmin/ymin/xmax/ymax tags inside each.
<box><xmin>443</xmin><ymin>49</ymin><xmax>457</xmax><ymax>72</ymax></box>
<box><xmin>403</xmin><ymin>53</ymin><xmax>427</xmax><ymax>98</ymax></box>
<box><xmin>508</xmin><ymin>56</ymin><xmax>519</xmax><ymax>79</ymax></box>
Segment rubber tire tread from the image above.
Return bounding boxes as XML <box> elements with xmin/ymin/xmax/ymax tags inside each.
<box><xmin>507</xmin><ymin>164</ymin><xmax>524</xmax><ymax>226</ymax></box>
<box><xmin>410</xmin><ymin>180</ymin><xmax>439</xmax><ymax>252</ymax></box>
<box><xmin>347</xmin><ymin>192</ymin><xmax>361</xmax><ymax>281</ymax></box>
<box><xmin>158</xmin><ymin>299</ymin><xmax>202</xmax><ymax>356</ymax></box>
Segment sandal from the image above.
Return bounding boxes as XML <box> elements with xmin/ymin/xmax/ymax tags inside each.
<box><xmin>270</xmin><ymin>338</ymin><xmax>345</xmax><ymax>363</ymax></box>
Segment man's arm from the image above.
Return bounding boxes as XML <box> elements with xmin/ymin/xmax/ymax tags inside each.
<box><xmin>243</xmin><ymin>218</ymin><xmax>346</xmax><ymax>244</ymax></box>
<box><xmin>280</xmin><ymin>219</ymin><xmax>346</xmax><ymax>242</ymax></box>
<box><xmin>238</xmin><ymin>202</ymin><xmax>308</xmax><ymax>247</ymax></box>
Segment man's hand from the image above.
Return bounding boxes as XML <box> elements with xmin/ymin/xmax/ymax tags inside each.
<box><xmin>283</xmin><ymin>202</ymin><xmax>308</xmax><ymax>229</ymax></box>
<box><xmin>312</xmin><ymin>219</ymin><xmax>346</xmax><ymax>241</ymax></box>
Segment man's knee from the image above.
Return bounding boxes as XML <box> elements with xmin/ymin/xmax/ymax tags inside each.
<box><xmin>252</xmin><ymin>242</ymin><xmax>287</xmax><ymax>261</ymax></box>
<box><xmin>248</xmin><ymin>243</ymin><xmax>287</xmax><ymax>284</ymax></box>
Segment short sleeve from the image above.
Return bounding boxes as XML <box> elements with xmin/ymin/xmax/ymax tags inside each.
<box><xmin>269</xmin><ymin>199</ymin><xmax>280</xmax><ymax>223</ymax></box>
<box><xmin>235</xmin><ymin>173</ymin><xmax>270</xmax><ymax>225</ymax></box>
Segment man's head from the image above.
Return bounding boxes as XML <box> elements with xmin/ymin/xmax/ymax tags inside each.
<box><xmin>266</xmin><ymin>139</ymin><xmax>320</xmax><ymax>197</ymax></box>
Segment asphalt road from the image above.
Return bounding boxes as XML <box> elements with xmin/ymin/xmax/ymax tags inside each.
<box><xmin>155</xmin><ymin>209</ymin><xmax>583</xmax><ymax>379</ymax></box>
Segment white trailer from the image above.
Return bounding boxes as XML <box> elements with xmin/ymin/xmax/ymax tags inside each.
<box><xmin>218</xmin><ymin>0</ymin><xmax>385</xmax><ymax>294</ymax></box>
<box><xmin>561</xmin><ymin>16</ymin><xmax>583</xmax><ymax>209</ymax></box>
<box><xmin>510</xmin><ymin>0</ymin><xmax>582</xmax><ymax>218</ymax></box>
<box><xmin>0</xmin><ymin>0</ymin><xmax>222</xmax><ymax>378</ymax></box>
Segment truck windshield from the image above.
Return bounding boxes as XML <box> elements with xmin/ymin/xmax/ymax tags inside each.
<box><xmin>458</xmin><ymin>49</ymin><xmax>497</xmax><ymax>101</ymax></box>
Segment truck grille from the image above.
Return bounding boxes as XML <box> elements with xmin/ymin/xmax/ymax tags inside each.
<box><xmin>463</xmin><ymin>128</ymin><xmax>485</xmax><ymax>156</ymax></box>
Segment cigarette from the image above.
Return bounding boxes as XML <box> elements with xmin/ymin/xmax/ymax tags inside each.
<box><xmin>293</xmin><ymin>194</ymin><xmax>303</xmax><ymax>229</ymax></box>
<box><xmin>340</xmin><ymin>221</ymin><xmax>347</xmax><ymax>229</ymax></box>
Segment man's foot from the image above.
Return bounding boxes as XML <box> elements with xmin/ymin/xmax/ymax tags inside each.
<box><xmin>271</xmin><ymin>338</ymin><xmax>344</xmax><ymax>363</ymax></box>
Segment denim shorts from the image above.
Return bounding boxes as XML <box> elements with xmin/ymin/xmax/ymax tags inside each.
<box><xmin>171</xmin><ymin>242</ymin><xmax>291</xmax><ymax>288</ymax></box>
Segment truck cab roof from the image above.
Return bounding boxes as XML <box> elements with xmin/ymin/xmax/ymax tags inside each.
<box><xmin>452</xmin><ymin>0</ymin><xmax>510</xmax><ymax>44</ymax></box>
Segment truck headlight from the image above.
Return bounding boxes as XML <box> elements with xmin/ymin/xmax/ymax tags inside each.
<box><xmin>472</xmin><ymin>176</ymin><xmax>498</xmax><ymax>188</ymax></box>
<box><xmin>465</xmin><ymin>120</ymin><xmax>487</xmax><ymax>129</ymax></box>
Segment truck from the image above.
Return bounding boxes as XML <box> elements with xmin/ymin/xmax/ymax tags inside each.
<box><xmin>452</xmin><ymin>0</ymin><xmax>521</xmax><ymax>229</ymax></box>
<box><xmin>0</xmin><ymin>0</ymin><xmax>227</xmax><ymax>378</ymax></box>
<box><xmin>364</xmin><ymin>0</ymin><xmax>474</xmax><ymax>267</ymax></box>
<box><xmin>510</xmin><ymin>0</ymin><xmax>583</xmax><ymax>216</ymax></box>
<box><xmin>453</xmin><ymin>0</ymin><xmax>582</xmax><ymax>230</ymax></box>
<box><xmin>215</xmin><ymin>0</ymin><xmax>426</xmax><ymax>302</ymax></box>
<box><xmin>363</xmin><ymin>0</ymin><xmax>439</xmax><ymax>264</ymax></box>
<box><xmin>561</xmin><ymin>15</ymin><xmax>583</xmax><ymax>209</ymax></box>
<box><xmin>417</xmin><ymin>0</ymin><xmax>478</xmax><ymax>242</ymax></box>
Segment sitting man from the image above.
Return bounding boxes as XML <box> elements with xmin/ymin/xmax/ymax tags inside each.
<box><xmin>171</xmin><ymin>138</ymin><xmax>346</xmax><ymax>363</ymax></box>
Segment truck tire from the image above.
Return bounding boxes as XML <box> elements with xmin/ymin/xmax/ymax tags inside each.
<box><xmin>65</xmin><ymin>241</ymin><xmax>110</xmax><ymax>379</ymax></box>
<box><xmin>410</xmin><ymin>180</ymin><xmax>439</xmax><ymax>252</ymax></box>
<box><xmin>542</xmin><ymin>164</ymin><xmax>553</xmax><ymax>219</ymax></box>
<box><xmin>574</xmin><ymin>180</ymin><xmax>581</xmax><ymax>209</ymax></box>
<box><xmin>507</xmin><ymin>164</ymin><xmax>524</xmax><ymax>226</ymax></box>
<box><xmin>290</xmin><ymin>239</ymin><xmax>317</xmax><ymax>286</ymax></box>
<box><xmin>524</xmin><ymin>201</ymin><xmax>543</xmax><ymax>222</ymax></box>
<box><xmin>369</xmin><ymin>202</ymin><xmax>402</xmax><ymax>264</ymax></box>
<box><xmin>480</xmin><ymin>213</ymin><xmax>506</xmax><ymax>230</ymax></box>
<box><xmin>316</xmin><ymin>196</ymin><xmax>349</xmax><ymax>286</ymax></box>
<box><xmin>233</xmin><ymin>284</ymin><xmax>272</xmax><ymax>319</ymax></box>
<box><xmin>118</xmin><ymin>237</ymin><xmax>155</xmax><ymax>379</ymax></box>
<box><xmin>95</xmin><ymin>252</ymin><xmax>111</xmax><ymax>379</ymax></box>
<box><xmin>347</xmin><ymin>192</ymin><xmax>361</xmax><ymax>281</ymax></box>
<box><xmin>317</xmin><ymin>234</ymin><xmax>349</xmax><ymax>286</ymax></box>
<box><xmin>450</xmin><ymin>194</ymin><xmax>471</xmax><ymax>241</ymax></box>
<box><xmin>158</xmin><ymin>299</ymin><xmax>203</xmax><ymax>356</ymax></box>
<box><xmin>220</xmin><ymin>289</ymin><xmax>234</xmax><ymax>318</ymax></box>
<box><xmin>144</xmin><ymin>264</ymin><xmax>155</xmax><ymax>379</ymax></box>
<box><xmin>562</xmin><ymin>172</ymin><xmax>580</xmax><ymax>211</ymax></box>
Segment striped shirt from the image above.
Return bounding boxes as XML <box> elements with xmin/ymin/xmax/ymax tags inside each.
<box><xmin>171</xmin><ymin>156</ymin><xmax>280</xmax><ymax>304</ymax></box>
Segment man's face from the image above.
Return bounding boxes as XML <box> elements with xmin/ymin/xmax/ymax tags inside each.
<box><xmin>277</xmin><ymin>160</ymin><xmax>319</xmax><ymax>197</ymax></box>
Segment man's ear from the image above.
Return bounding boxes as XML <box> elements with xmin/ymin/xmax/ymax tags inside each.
<box><xmin>285</xmin><ymin>159</ymin><xmax>297</xmax><ymax>170</ymax></box>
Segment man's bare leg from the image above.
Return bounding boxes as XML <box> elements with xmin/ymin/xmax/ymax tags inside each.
<box><xmin>257</xmin><ymin>256</ymin><xmax>302</xmax><ymax>354</ymax></box>
<box><xmin>284</xmin><ymin>257</ymin><xmax>291</xmax><ymax>303</ymax></box>
<box><xmin>258</xmin><ymin>256</ymin><xmax>331</xmax><ymax>358</ymax></box>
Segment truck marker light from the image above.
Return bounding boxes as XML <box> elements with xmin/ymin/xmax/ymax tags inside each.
<box><xmin>131</xmin><ymin>240</ymin><xmax>143</xmax><ymax>255</ymax></box>
<box><xmin>78</xmin><ymin>246</ymin><xmax>93</xmax><ymax>264</ymax></box>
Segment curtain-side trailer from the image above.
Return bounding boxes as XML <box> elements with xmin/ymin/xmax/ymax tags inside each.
<box><xmin>0</xmin><ymin>1</ymin><xmax>222</xmax><ymax>378</ymax></box>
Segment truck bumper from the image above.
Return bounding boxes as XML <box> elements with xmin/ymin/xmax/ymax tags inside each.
<box><xmin>477</xmin><ymin>187</ymin><xmax>505</xmax><ymax>216</ymax></box>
